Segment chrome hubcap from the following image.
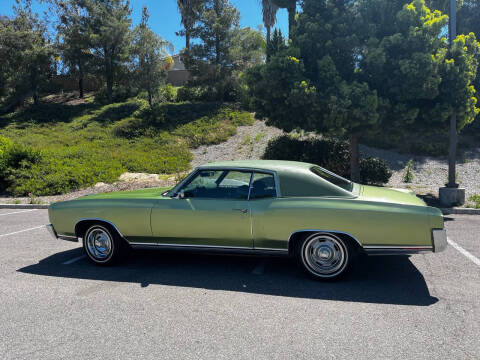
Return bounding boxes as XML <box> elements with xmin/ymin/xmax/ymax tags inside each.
<box><xmin>86</xmin><ymin>228</ymin><xmax>112</xmax><ymax>260</ymax></box>
<box><xmin>303</xmin><ymin>235</ymin><xmax>346</xmax><ymax>275</ymax></box>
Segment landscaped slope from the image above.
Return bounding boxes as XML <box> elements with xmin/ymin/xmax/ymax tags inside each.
<box><xmin>0</xmin><ymin>96</ymin><xmax>253</xmax><ymax>196</ymax></box>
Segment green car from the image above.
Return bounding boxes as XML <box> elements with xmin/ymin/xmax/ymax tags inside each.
<box><xmin>47</xmin><ymin>160</ymin><xmax>447</xmax><ymax>280</ymax></box>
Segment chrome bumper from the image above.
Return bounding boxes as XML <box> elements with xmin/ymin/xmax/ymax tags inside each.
<box><xmin>46</xmin><ymin>224</ymin><xmax>58</xmax><ymax>240</ymax></box>
<box><xmin>46</xmin><ymin>224</ymin><xmax>78</xmax><ymax>242</ymax></box>
<box><xmin>432</xmin><ymin>229</ymin><xmax>448</xmax><ymax>253</ymax></box>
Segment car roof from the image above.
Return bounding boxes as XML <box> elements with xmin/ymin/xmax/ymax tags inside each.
<box><xmin>197</xmin><ymin>160</ymin><xmax>314</xmax><ymax>173</ymax></box>
<box><xmin>197</xmin><ymin>160</ymin><xmax>354</xmax><ymax>197</ymax></box>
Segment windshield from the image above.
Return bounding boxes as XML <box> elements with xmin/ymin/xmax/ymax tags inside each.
<box><xmin>310</xmin><ymin>166</ymin><xmax>353</xmax><ymax>192</ymax></box>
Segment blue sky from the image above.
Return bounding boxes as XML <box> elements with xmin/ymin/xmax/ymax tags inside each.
<box><xmin>0</xmin><ymin>0</ymin><xmax>289</xmax><ymax>54</ymax></box>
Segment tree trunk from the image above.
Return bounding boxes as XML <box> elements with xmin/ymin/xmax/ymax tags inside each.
<box><xmin>107</xmin><ymin>75</ymin><xmax>113</xmax><ymax>103</ymax></box>
<box><xmin>32</xmin><ymin>86</ymin><xmax>39</xmax><ymax>106</ymax></box>
<box><xmin>266</xmin><ymin>26</ymin><xmax>271</xmax><ymax>62</ymax></box>
<box><xmin>349</xmin><ymin>133</ymin><xmax>361</xmax><ymax>182</ymax></box>
<box><xmin>79</xmin><ymin>76</ymin><xmax>84</xmax><ymax>99</ymax></box>
<box><xmin>185</xmin><ymin>30</ymin><xmax>190</xmax><ymax>52</ymax></box>
<box><xmin>148</xmin><ymin>89</ymin><xmax>153</xmax><ymax>107</ymax></box>
<box><xmin>288</xmin><ymin>3</ymin><xmax>296</xmax><ymax>39</ymax></box>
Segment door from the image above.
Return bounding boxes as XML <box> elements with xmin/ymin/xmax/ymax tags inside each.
<box><xmin>151</xmin><ymin>169</ymin><xmax>253</xmax><ymax>248</ymax></box>
<box><xmin>248</xmin><ymin>172</ymin><xmax>286</xmax><ymax>250</ymax></box>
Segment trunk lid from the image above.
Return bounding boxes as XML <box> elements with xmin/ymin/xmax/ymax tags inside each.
<box><xmin>358</xmin><ymin>185</ymin><xmax>426</xmax><ymax>206</ymax></box>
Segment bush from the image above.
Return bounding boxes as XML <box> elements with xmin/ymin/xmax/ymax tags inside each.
<box><xmin>0</xmin><ymin>136</ymin><xmax>42</xmax><ymax>193</ymax></box>
<box><xmin>360</xmin><ymin>157</ymin><xmax>392</xmax><ymax>185</ymax></box>
<box><xmin>263</xmin><ymin>135</ymin><xmax>392</xmax><ymax>185</ymax></box>
<box><xmin>159</xmin><ymin>84</ymin><xmax>178</xmax><ymax>103</ymax></box>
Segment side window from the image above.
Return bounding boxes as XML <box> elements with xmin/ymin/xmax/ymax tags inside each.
<box><xmin>250</xmin><ymin>173</ymin><xmax>276</xmax><ymax>199</ymax></box>
<box><xmin>181</xmin><ymin>170</ymin><xmax>252</xmax><ymax>200</ymax></box>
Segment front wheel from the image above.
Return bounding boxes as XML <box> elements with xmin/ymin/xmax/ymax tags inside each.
<box><xmin>296</xmin><ymin>233</ymin><xmax>352</xmax><ymax>280</ymax></box>
<box><xmin>83</xmin><ymin>224</ymin><xmax>126</xmax><ymax>265</ymax></box>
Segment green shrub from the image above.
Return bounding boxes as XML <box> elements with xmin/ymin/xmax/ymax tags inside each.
<box><xmin>8</xmin><ymin>146</ymin><xmax>125</xmax><ymax>196</ymax></box>
<box><xmin>468</xmin><ymin>194</ymin><xmax>480</xmax><ymax>209</ymax></box>
<box><xmin>263</xmin><ymin>135</ymin><xmax>350</xmax><ymax>176</ymax></box>
<box><xmin>360</xmin><ymin>158</ymin><xmax>392</xmax><ymax>185</ymax></box>
<box><xmin>263</xmin><ymin>135</ymin><xmax>392</xmax><ymax>185</ymax></box>
<box><xmin>0</xmin><ymin>136</ymin><xmax>42</xmax><ymax>192</ymax></box>
<box><xmin>159</xmin><ymin>84</ymin><xmax>178</xmax><ymax>103</ymax></box>
<box><xmin>403</xmin><ymin>159</ymin><xmax>414</xmax><ymax>183</ymax></box>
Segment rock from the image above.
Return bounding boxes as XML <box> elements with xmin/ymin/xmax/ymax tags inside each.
<box><xmin>119</xmin><ymin>172</ymin><xmax>160</xmax><ymax>182</ymax></box>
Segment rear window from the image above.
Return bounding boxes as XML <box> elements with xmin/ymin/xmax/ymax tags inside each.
<box><xmin>310</xmin><ymin>166</ymin><xmax>353</xmax><ymax>192</ymax></box>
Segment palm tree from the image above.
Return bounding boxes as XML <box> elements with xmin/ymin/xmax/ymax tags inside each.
<box><xmin>177</xmin><ymin>0</ymin><xmax>200</xmax><ymax>52</ymax></box>
<box><xmin>261</xmin><ymin>0</ymin><xmax>279</xmax><ymax>45</ymax></box>
<box><xmin>271</xmin><ymin>0</ymin><xmax>296</xmax><ymax>39</ymax></box>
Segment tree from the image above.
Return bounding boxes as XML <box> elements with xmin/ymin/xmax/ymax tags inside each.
<box><xmin>230</xmin><ymin>27</ymin><xmax>266</xmax><ymax>69</ymax></box>
<box><xmin>132</xmin><ymin>6</ymin><xmax>173</xmax><ymax>106</ymax></box>
<box><xmin>457</xmin><ymin>0</ymin><xmax>480</xmax><ymax>106</ymax></box>
<box><xmin>358</xmin><ymin>0</ymin><xmax>479</xmax><ymax>135</ymax></box>
<box><xmin>83</xmin><ymin>0</ymin><xmax>132</xmax><ymax>103</ymax></box>
<box><xmin>0</xmin><ymin>0</ymin><xmax>55</xmax><ymax>109</ymax></box>
<box><xmin>186</xmin><ymin>0</ymin><xmax>241</xmax><ymax>101</ymax></box>
<box><xmin>267</xmin><ymin>28</ymin><xmax>287</xmax><ymax>59</ymax></box>
<box><xmin>176</xmin><ymin>0</ymin><xmax>202</xmax><ymax>53</ymax></box>
<box><xmin>54</xmin><ymin>0</ymin><xmax>92</xmax><ymax>98</ymax></box>
<box><xmin>260</xmin><ymin>0</ymin><xmax>278</xmax><ymax>55</ymax></box>
<box><xmin>249</xmin><ymin>0</ymin><xmax>377</xmax><ymax>181</ymax></box>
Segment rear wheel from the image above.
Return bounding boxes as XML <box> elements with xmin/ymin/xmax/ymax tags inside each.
<box><xmin>83</xmin><ymin>224</ymin><xmax>126</xmax><ymax>265</ymax></box>
<box><xmin>296</xmin><ymin>232</ymin><xmax>352</xmax><ymax>280</ymax></box>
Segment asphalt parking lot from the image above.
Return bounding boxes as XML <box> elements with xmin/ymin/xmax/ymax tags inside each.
<box><xmin>0</xmin><ymin>209</ymin><xmax>479</xmax><ymax>359</ymax></box>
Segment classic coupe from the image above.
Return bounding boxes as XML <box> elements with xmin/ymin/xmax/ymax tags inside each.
<box><xmin>47</xmin><ymin>160</ymin><xmax>447</xmax><ymax>280</ymax></box>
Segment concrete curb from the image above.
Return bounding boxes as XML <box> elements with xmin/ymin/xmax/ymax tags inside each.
<box><xmin>441</xmin><ymin>208</ymin><xmax>480</xmax><ymax>215</ymax></box>
<box><xmin>0</xmin><ymin>204</ymin><xmax>49</xmax><ymax>209</ymax></box>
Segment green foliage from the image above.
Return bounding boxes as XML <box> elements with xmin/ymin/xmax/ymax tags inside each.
<box><xmin>54</xmin><ymin>0</ymin><xmax>93</xmax><ymax>98</ymax></box>
<box><xmin>0</xmin><ymin>99</ymin><xmax>252</xmax><ymax>195</ymax></box>
<box><xmin>159</xmin><ymin>84</ymin><xmax>178</xmax><ymax>103</ymax></box>
<box><xmin>183</xmin><ymin>0</ymin><xmax>264</xmax><ymax>102</ymax></box>
<box><xmin>468</xmin><ymin>194</ymin><xmax>480</xmax><ymax>209</ymax></box>
<box><xmin>403</xmin><ymin>159</ymin><xmax>415</xmax><ymax>183</ymax></box>
<box><xmin>0</xmin><ymin>1</ymin><xmax>56</xmax><ymax>110</ymax></box>
<box><xmin>173</xmin><ymin>107</ymin><xmax>253</xmax><ymax>147</ymax></box>
<box><xmin>262</xmin><ymin>135</ymin><xmax>392</xmax><ymax>185</ymax></box>
<box><xmin>360</xmin><ymin>157</ymin><xmax>392</xmax><ymax>185</ymax></box>
<box><xmin>82</xmin><ymin>0</ymin><xmax>133</xmax><ymax>103</ymax></box>
<box><xmin>132</xmin><ymin>7</ymin><xmax>173</xmax><ymax>107</ymax></box>
<box><xmin>267</xmin><ymin>28</ymin><xmax>287</xmax><ymax>60</ymax></box>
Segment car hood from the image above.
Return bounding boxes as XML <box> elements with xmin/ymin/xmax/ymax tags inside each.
<box><xmin>358</xmin><ymin>185</ymin><xmax>426</xmax><ymax>206</ymax></box>
<box><xmin>76</xmin><ymin>187</ymin><xmax>172</xmax><ymax>200</ymax></box>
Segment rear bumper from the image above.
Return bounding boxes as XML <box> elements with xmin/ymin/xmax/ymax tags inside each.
<box><xmin>432</xmin><ymin>229</ymin><xmax>447</xmax><ymax>253</ymax></box>
<box><xmin>363</xmin><ymin>229</ymin><xmax>448</xmax><ymax>255</ymax></box>
<box><xmin>46</xmin><ymin>224</ymin><xmax>79</xmax><ymax>242</ymax></box>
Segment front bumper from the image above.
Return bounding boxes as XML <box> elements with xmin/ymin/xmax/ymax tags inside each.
<box><xmin>432</xmin><ymin>229</ymin><xmax>448</xmax><ymax>253</ymax></box>
<box><xmin>46</xmin><ymin>224</ymin><xmax>79</xmax><ymax>242</ymax></box>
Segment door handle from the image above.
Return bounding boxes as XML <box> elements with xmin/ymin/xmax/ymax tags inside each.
<box><xmin>233</xmin><ymin>208</ymin><xmax>248</xmax><ymax>214</ymax></box>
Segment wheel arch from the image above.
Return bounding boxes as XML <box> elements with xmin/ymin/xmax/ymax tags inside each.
<box><xmin>288</xmin><ymin>230</ymin><xmax>364</xmax><ymax>256</ymax></box>
<box><xmin>75</xmin><ymin>218</ymin><xmax>125</xmax><ymax>241</ymax></box>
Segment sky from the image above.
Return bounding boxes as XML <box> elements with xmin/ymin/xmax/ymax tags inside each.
<box><xmin>0</xmin><ymin>0</ymin><xmax>289</xmax><ymax>54</ymax></box>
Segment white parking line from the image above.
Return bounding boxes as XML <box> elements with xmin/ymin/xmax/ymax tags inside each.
<box><xmin>448</xmin><ymin>238</ymin><xmax>480</xmax><ymax>267</ymax></box>
<box><xmin>0</xmin><ymin>209</ymin><xmax>38</xmax><ymax>216</ymax></box>
<box><xmin>62</xmin><ymin>255</ymin><xmax>86</xmax><ymax>265</ymax></box>
<box><xmin>0</xmin><ymin>225</ymin><xmax>45</xmax><ymax>238</ymax></box>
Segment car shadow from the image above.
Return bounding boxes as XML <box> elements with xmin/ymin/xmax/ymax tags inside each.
<box><xmin>18</xmin><ymin>248</ymin><xmax>438</xmax><ymax>306</ymax></box>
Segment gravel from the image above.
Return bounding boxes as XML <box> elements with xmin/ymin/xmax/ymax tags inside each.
<box><xmin>190</xmin><ymin>120</ymin><xmax>283</xmax><ymax>168</ymax></box>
